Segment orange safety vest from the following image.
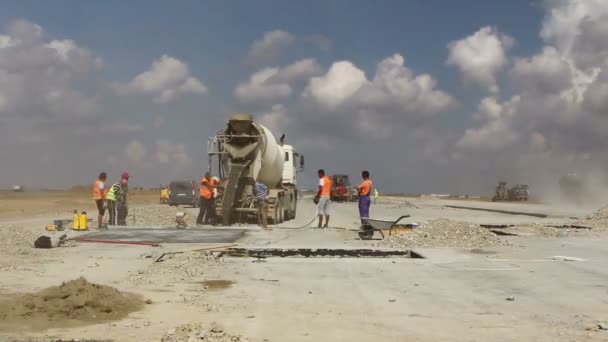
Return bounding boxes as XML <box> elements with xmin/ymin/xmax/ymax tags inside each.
<box><xmin>92</xmin><ymin>179</ymin><xmax>106</xmax><ymax>200</ymax></box>
<box><xmin>358</xmin><ymin>179</ymin><xmax>372</xmax><ymax>196</ymax></box>
<box><xmin>200</xmin><ymin>177</ymin><xmax>216</xmax><ymax>199</ymax></box>
<box><xmin>320</xmin><ymin>176</ymin><xmax>331</xmax><ymax>197</ymax></box>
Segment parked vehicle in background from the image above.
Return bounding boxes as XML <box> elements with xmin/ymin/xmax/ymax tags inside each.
<box><xmin>492</xmin><ymin>181</ymin><xmax>529</xmax><ymax>201</ymax></box>
<box><xmin>168</xmin><ymin>181</ymin><xmax>198</xmax><ymax>207</ymax></box>
<box><xmin>330</xmin><ymin>174</ymin><xmax>355</xmax><ymax>202</ymax></box>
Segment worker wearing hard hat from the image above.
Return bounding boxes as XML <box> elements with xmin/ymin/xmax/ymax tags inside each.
<box><xmin>357</xmin><ymin>171</ymin><xmax>373</xmax><ymax>224</ymax></box>
<box><xmin>92</xmin><ymin>172</ymin><xmax>108</xmax><ymax>229</ymax></box>
<box><xmin>373</xmin><ymin>188</ymin><xmax>379</xmax><ymax>204</ymax></box>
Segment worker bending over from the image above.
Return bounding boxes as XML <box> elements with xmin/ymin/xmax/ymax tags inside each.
<box><xmin>116</xmin><ymin>172</ymin><xmax>129</xmax><ymax>225</ymax></box>
<box><xmin>197</xmin><ymin>172</ymin><xmax>219</xmax><ymax>225</ymax></box>
<box><xmin>92</xmin><ymin>172</ymin><xmax>107</xmax><ymax>229</ymax></box>
<box><xmin>105</xmin><ymin>179</ymin><xmax>123</xmax><ymax>226</ymax></box>
<box><xmin>357</xmin><ymin>171</ymin><xmax>373</xmax><ymax>224</ymax></box>
<box><xmin>317</xmin><ymin>169</ymin><xmax>332</xmax><ymax>228</ymax></box>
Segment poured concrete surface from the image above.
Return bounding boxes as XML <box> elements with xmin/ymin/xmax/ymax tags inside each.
<box><xmin>1</xmin><ymin>196</ymin><xmax>607</xmax><ymax>341</ymax></box>
<box><xmin>77</xmin><ymin>228</ymin><xmax>245</xmax><ymax>244</ymax></box>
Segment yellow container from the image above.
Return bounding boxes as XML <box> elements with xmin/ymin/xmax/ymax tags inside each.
<box><xmin>72</xmin><ymin>210</ymin><xmax>80</xmax><ymax>230</ymax></box>
<box><xmin>79</xmin><ymin>211</ymin><xmax>88</xmax><ymax>230</ymax></box>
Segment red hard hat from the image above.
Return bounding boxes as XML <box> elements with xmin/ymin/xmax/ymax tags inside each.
<box><xmin>121</xmin><ymin>172</ymin><xmax>130</xmax><ymax>179</ymax></box>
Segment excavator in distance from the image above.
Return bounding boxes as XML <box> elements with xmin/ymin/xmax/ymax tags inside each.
<box><xmin>207</xmin><ymin>114</ymin><xmax>304</xmax><ymax>226</ymax></box>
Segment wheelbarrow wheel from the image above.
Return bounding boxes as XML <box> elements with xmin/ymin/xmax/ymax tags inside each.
<box><xmin>358</xmin><ymin>230</ymin><xmax>374</xmax><ymax>240</ymax></box>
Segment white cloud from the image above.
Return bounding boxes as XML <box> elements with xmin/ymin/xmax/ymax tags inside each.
<box><xmin>446</xmin><ymin>26</ymin><xmax>514</xmax><ymax>93</ymax></box>
<box><xmin>360</xmin><ymin>54</ymin><xmax>454</xmax><ymax>114</ymax></box>
<box><xmin>305</xmin><ymin>54</ymin><xmax>454</xmax><ymax>115</ymax></box>
<box><xmin>512</xmin><ymin>46</ymin><xmax>573</xmax><ymax>95</ymax></box>
<box><xmin>303</xmin><ymin>61</ymin><xmax>367</xmax><ymax>110</ymax></box>
<box><xmin>269</xmin><ymin>58</ymin><xmax>322</xmax><ymax>83</ymax></box>
<box><xmin>0</xmin><ymin>20</ymin><xmax>101</xmax><ymax>120</ymax></box>
<box><xmin>155</xmin><ymin>139</ymin><xmax>191</xmax><ymax>165</ymax></box>
<box><xmin>248</xmin><ymin>30</ymin><xmax>295</xmax><ymax>63</ymax></box>
<box><xmin>46</xmin><ymin>39</ymin><xmax>103</xmax><ymax>71</ymax></box>
<box><xmin>0</xmin><ymin>34</ymin><xmax>15</xmax><ymax>48</ymax></box>
<box><xmin>540</xmin><ymin>0</ymin><xmax>608</xmax><ymax>66</ymax></box>
<box><xmin>8</xmin><ymin>19</ymin><xmax>43</xmax><ymax>43</ymax></box>
<box><xmin>258</xmin><ymin>104</ymin><xmax>289</xmax><ymax>134</ymax></box>
<box><xmin>235</xmin><ymin>58</ymin><xmax>322</xmax><ymax>104</ymax></box>
<box><xmin>476</xmin><ymin>96</ymin><xmax>503</xmax><ymax>120</ymax></box>
<box><xmin>235</xmin><ymin>67</ymin><xmax>292</xmax><ymax>103</ymax></box>
<box><xmin>456</xmin><ymin>96</ymin><xmax>520</xmax><ymax>152</ymax></box>
<box><xmin>124</xmin><ymin>139</ymin><xmax>147</xmax><ymax>163</ymax></box>
<box><xmin>113</xmin><ymin>55</ymin><xmax>207</xmax><ymax>103</ymax></box>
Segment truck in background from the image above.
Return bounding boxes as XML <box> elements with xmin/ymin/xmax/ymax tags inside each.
<box><xmin>207</xmin><ymin>114</ymin><xmax>304</xmax><ymax>225</ymax></box>
<box><xmin>330</xmin><ymin>174</ymin><xmax>356</xmax><ymax>202</ymax></box>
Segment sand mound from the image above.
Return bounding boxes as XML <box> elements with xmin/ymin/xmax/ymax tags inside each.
<box><xmin>0</xmin><ymin>277</ymin><xmax>144</xmax><ymax>331</ymax></box>
<box><xmin>161</xmin><ymin>323</ymin><xmax>250</xmax><ymax>342</ymax></box>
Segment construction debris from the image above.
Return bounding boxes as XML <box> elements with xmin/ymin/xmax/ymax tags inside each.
<box><xmin>574</xmin><ymin>206</ymin><xmax>608</xmax><ymax>230</ymax></box>
<box><xmin>161</xmin><ymin>323</ymin><xmax>250</xmax><ymax>342</ymax></box>
<box><xmin>377</xmin><ymin>219</ymin><xmax>512</xmax><ymax>248</ymax></box>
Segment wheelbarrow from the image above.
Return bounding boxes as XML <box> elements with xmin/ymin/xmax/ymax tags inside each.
<box><xmin>358</xmin><ymin>215</ymin><xmax>411</xmax><ymax>240</ymax></box>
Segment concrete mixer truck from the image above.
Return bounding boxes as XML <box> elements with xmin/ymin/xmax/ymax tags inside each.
<box><xmin>207</xmin><ymin>113</ymin><xmax>305</xmax><ymax>226</ymax></box>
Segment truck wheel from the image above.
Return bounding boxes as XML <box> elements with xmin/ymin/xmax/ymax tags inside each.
<box><xmin>273</xmin><ymin>205</ymin><xmax>279</xmax><ymax>225</ymax></box>
<box><xmin>278</xmin><ymin>201</ymin><xmax>284</xmax><ymax>224</ymax></box>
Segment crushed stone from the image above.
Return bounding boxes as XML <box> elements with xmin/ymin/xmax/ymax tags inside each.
<box><xmin>161</xmin><ymin>323</ymin><xmax>250</xmax><ymax>342</ymax></box>
<box><xmin>128</xmin><ymin>204</ymin><xmax>194</xmax><ymax>227</ymax></box>
<box><xmin>377</xmin><ymin>218</ymin><xmax>512</xmax><ymax>248</ymax></box>
<box><xmin>574</xmin><ymin>206</ymin><xmax>608</xmax><ymax>230</ymax></box>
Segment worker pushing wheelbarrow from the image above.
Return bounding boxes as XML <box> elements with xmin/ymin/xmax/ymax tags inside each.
<box><xmin>358</xmin><ymin>215</ymin><xmax>411</xmax><ymax>240</ymax></box>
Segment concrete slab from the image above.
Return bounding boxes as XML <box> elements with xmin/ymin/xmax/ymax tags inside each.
<box><xmin>77</xmin><ymin>228</ymin><xmax>245</xmax><ymax>243</ymax></box>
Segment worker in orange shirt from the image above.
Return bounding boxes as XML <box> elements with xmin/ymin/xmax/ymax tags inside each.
<box><xmin>92</xmin><ymin>172</ymin><xmax>108</xmax><ymax>229</ymax></box>
<box><xmin>357</xmin><ymin>170</ymin><xmax>373</xmax><ymax>224</ymax></box>
<box><xmin>316</xmin><ymin>169</ymin><xmax>332</xmax><ymax>228</ymax></box>
<box><xmin>197</xmin><ymin>172</ymin><xmax>220</xmax><ymax>225</ymax></box>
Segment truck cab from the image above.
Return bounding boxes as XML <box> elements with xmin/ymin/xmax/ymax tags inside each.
<box><xmin>282</xmin><ymin>144</ymin><xmax>304</xmax><ymax>186</ymax></box>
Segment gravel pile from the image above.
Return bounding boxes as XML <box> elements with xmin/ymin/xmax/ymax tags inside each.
<box><xmin>130</xmin><ymin>251</ymin><xmax>222</xmax><ymax>286</ymax></box>
<box><xmin>0</xmin><ymin>224</ymin><xmax>46</xmax><ymax>262</ymax></box>
<box><xmin>575</xmin><ymin>206</ymin><xmax>608</xmax><ymax>230</ymax></box>
<box><xmin>128</xmin><ymin>204</ymin><xmax>194</xmax><ymax>226</ymax></box>
<box><xmin>162</xmin><ymin>323</ymin><xmax>250</xmax><ymax>342</ymax></box>
<box><xmin>377</xmin><ymin>219</ymin><xmax>512</xmax><ymax>248</ymax></box>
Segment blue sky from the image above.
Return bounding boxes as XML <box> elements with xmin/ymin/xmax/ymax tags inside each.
<box><xmin>1</xmin><ymin>0</ymin><xmax>607</xmax><ymax>196</ymax></box>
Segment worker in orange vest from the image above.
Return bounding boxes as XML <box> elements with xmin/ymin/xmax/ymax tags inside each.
<box><xmin>197</xmin><ymin>172</ymin><xmax>220</xmax><ymax>225</ymax></box>
<box><xmin>357</xmin><ymin>170</ymin><xmax>373</xmax><ymax>224</ymax></box>
<box><xmin>316</xmin><ymin>169</ymin><xmax>332</xmax><ymax>228</ymax></box>
<box><xmin>92</xmin><ymin>172</ymin><xmax>108</xmax><ymax>229</ymax></box>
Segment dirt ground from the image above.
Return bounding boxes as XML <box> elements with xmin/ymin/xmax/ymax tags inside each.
<box><xmin>0</xmin><ymin>192</ymin><xmax>607</xmax><ymax>341</ymax></box>
<box><xmin>0</xmin><ymin>189</ymin><xmax>159</xmax><ymax>219</ymax></box>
